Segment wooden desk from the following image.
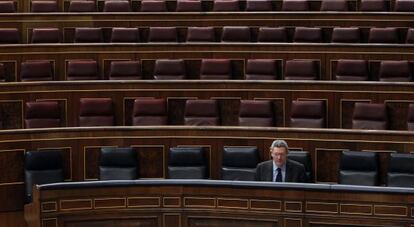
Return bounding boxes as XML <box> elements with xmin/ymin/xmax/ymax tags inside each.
<box><xmin>24</xmin><ymin>180</ymin><xmax>414</xmax><ymax>227</ymax></box>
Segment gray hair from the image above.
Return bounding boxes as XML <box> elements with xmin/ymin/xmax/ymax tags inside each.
<box><xmin>270</xmin><ymin>139</ymin><xmax>289</xmax><ymax>151</ymax></box>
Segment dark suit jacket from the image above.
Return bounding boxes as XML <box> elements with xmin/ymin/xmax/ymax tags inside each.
<box><xmin>255</xmin><ymin>159</ymin><xmax>307</xmax><ymax>183</ymax></box>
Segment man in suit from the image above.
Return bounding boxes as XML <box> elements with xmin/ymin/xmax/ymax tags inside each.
<box><xmin>255</xmin><ymin>139</ymin><xmax>307</xmax><ymax>183</ymax></box>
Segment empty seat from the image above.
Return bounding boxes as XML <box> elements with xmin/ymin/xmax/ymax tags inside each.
<box><xmin>25</xmin><ymin>150</ymin><xmax>64</xmax><ymax>203</ymax></box>
<box><xmin>293</xmin><ymin>27</ymin><xmax>323</xmax><ymax>43</ymax></box>
<box><xmin>352</xmin><ymin>103</ymin><xmax>388</xmax><ymax>130</ymax></box>
<box><xmin>200</xmin><ymin>59</ymin><xmax>232</xmax><ymax>80</ymax></box>
<box><xmin>168</xmin><ymin>147</ymin><xmax>208</xmax><ymax>179</ymax></box>
<box><xmin>387</xmin><ymin>153</ymin><xmax>414</xmax><ymax>187</ymax></box>
<box><xmin>186</xmin><ymin>27</ymin><xmax>216</xmax><ymax>42</ymax></box>
<box><xmin>132</xmin><ymin>98</ymin><xmax>168</xmax><ymax>125</ymax></box>
<box><xmin>111</xmin><ymin>27</ymin><xmax>139</xmax><ymax>42</ymax></box>
<box><xmin>320</xmin><ymin>0</ymin><xmax>348</xmax><ymax>11</ymax></box>
<box><xmin>238</xmin><ymin>100</ymin><xmax>274</xmax><ymax>126</ymax></box>
<box><xmin>245</xmin><ymin>0</ymin><xmax>273</xmax><ymax>11</ymax></box>
<box><xmin>360</xmin><ymin>0</ymin><xmax>388</xmax><ymax>11</ymax></box>
<box><xmin>68</xmin><ymin>0</ymin><xmax>96</xmax><ymax>12</ymax></box>
<box><xmin>176</xmin><ymin>0</ymin><xmax>201</xmax><ymax>11</ymax></box>
<box><xmin>31</xmin><ymin>28</ymin><xmax>61</xmax><ymax>43</ymax></box>
<box><xmin>339</xmin><ymin>150</ymin><xmax>379</xmax><ymax>186</ymax></box>
<box><xmin>31</xmin><ymin>1</ymin><xmax>58</xmax><ymax>12</ymax></box>
<box><xmin>368</xmin><ymin>27</ymin><xmax>399</xmax><ymax>43</ymax></box>
<box><xmin>103</xmin><ymin>0</ymin><xmax>131</xmax><ymax>12</ymax></box>
<box><xmin>99</xmin><ymin>147</ymin><xmax>138</xmax><ymax>180</ymax></box>
<box><xmin>287</xmin><ymin>151</ymin><xmax>313</xmax><ymax>182</ymax></box>
<box><xmin>0</xmin><ymin>28</ymin><xmax>19</xmax><ymax>44</ymax></box>
<box><xmin>245</xmin><ymin>59</ymin><xmax>278</xmax><ymax>80</ymax></box>
<box><xmin>25</xmin><ymin>101</ymin><xmax>61</xmax><ymax>128</ymax></box>
<box><xmin>290</xmin><ymin>100</ymin><xmax>325</xmax><ymax>128</ymax></box>
<box><xmin>148</xmin><ymin>27</ymin><xmax>177</xmax><ymax>42</ymax></box>
<box><xmin>406</xmin><ymin>28</ymin><xmax>414</xmax><ymax>43</ymax></box>
<box><xmin>408</xmin><ymin>104</ymin><xmax>414</xmax><ymax>131</ymax></box>
<box><xmin>379</xmin><ymin>60</ymin><xmax>411</xmax><ymax>82</ymax></box>
<box><xmin>257</xmin><ymin>27</ymin><xmax>288</xmax><ymax>42</ymax></box>
<box><xmin>109</xmin><ymin>60</ymin><xmax>142</xmax><ymax>80</ymax></box>
<box><xmin>20</xmin><ymin>60</ymin><xmax>53</xmax><ymax>81</ymax></box>
<box><xmin>74</xmin><ymin>27</ymin><xmax>103</xmax><ymax>43</ymax></box>
<box><xmin>140</xmin><ymin>0</ymin><xmax>167</xmax><ymax>11</ymax></box>
<box><xmin>67</xmin><ymin>60</ymin><xmax>99</xmax><ymax>80</ymax></box>
<box><xmin>331</xmin><ymin>27</ymin><xmax>360</xmax><ymax>43</ymax></box>
<box><xmin>281</xmin><ymin>0</ymin><xmax>309</xmax><ymax>11</ymax></box>
<box><xmin>284</xmin><ymin>59</ymin><xmax>319</xmax><ymax>80</ymax></box>
<box><xmin>394</xmin><ymin>0</ymin><xmax>414</xmax><ymax>12</ymax></box>
<box><xmin>79</xmin><ymin>98</ymin><xmax>114</xmax><ymax>126</ymax></box>
<box><xmin>335</xmin><ymin>59</ymin><xmax>369</xmax><ymax>81</ymax></box>
<box><xmin>184</xmin><ymin>99</ymin><xmax>220</xmax><ymax>126</ymax></box>
<box><xmin>221</xmin><ymin>26</ymin><xmax>251</xmax><ymax>42</ymax></box>
<box><xmin>221</xmin><ymin>146</ymin><xmax>260</xmax><ymax>181</ymax></box>
<box><xmin>213</xmin><ymin>0</ymin><xmax>240</xmax><ymax>11</ymax></box>
<box><xmin>0</xmin><ymin>1</ymin><xmax>16</xmax><ymax>13</ymax></box>
<box><xmin>153</xmin><ymin>59</ymin><xmax>186</xmax><ymax>80</ymax></box>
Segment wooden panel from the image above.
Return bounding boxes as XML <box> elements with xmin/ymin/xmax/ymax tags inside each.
<box><xmin>64</xmin><ymin>217</ymin><xmax>158</xmax><ymax>227</ymax></box>
<box><xmin>184</xmin><ymin>197</ymin><xmax>216</xmax><ymax>208</ymax></box>
<box><xmin>315</xmin><ymin>148</ymin><xmax>343</xmax><ymax>183</ymax></box>
<box><xmin>250</xmin><ymin>199</ymin><xmax>281</xmax><ymax>211</ymax></box>
<box><xmin>94</xmin><ymin>198</ymin><xmax>126</xmax><ymax>209</ymax></box>
<box><xmin>217</xmin><ymin>198</ymin><xmax>248</xmax><ymax>209</ymax></box>
<box><xmin>0</xmin><ymin>149</ymin><xmax>24</xmax><ymax>184</ymax></box>
<box><xmin>60</xmin><ymin>199</ymin><xmax>92</xmax><ymax>211</ymax></box>
<box><xmin>163</xmin><ymin>213</ymin><xmax>180</xmax><ymax>227</ymax></box>
<box><xmin>128</xmin><ymin>197</ymin><xmax>160</xmax><ymax>208</ymax></box>
<box><xmin>285</xmin><ymin>218</ymin><xmax>302</xmax><ymax>227</ymax></box>
<box><xmin>0</xmin><ymin>100</ymin><xmax>22</xmax><ymax>129</ymax></box>
<box><xmin>306</xmin><ymin>202</ymin><xmax>338</xmax><ymax>214</ymax></box>
<box><xmin>42</xmin><ymin>218</ymin><xmax>57</xmax><ymax>227</ymax></box>
<box><xmin>188</xmin><ymin>217</ymin><xmax>277</xmax><ymax>227</ymax></box>
<box><xmin>163</xmin><ymin>197</ymin><xmax>181</xmax><ymax>208</ymax></box>
<box><xmin>374</xmin><ymin>205</ymin><xmax>408</xmax><ymax>217</ymax></box>
<box><xmin>340</xmin><ymin>203</ymin><xmax>372</xmax><ymax>215</ymax></box>
<box><xmin>131</xmin><ymin>145</ymin><xmax>165</xmax><ymax>178</ymax></box>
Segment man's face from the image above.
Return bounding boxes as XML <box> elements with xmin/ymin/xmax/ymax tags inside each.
<box><xmin>270</xmin><ymin>147</ymin><xmax>288</xmax><ymax>167</ymax></box>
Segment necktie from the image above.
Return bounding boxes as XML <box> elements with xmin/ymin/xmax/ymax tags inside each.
<box><xmin>275</xmin><ymin>167</ymin><xmax>282</xmax><ymax>182</ymax></box>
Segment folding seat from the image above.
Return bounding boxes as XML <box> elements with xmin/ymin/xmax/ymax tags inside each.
<box><xmin>406</xmin><ymin>28</ymin><xmax>414</xmax><ymax>43</ymax></box>
<box><xmin>221</xmin><ymin>146</ymin><xmax>260</xmax><ymax>181</ymax></box>
<box><xmin>176</xmin><ymin>0</ymin><xmax>202</xmax><ymax>12</ymax></box>
<box><xmin>287</xmin><ymin>151</ymin><xmax>313</xmax><ymax>182</ymax></box>
<box><xmin>153</xmin><ymin>59</ymin><xmax>186</xmax><ymax>80</ymax></box>
<box><xmin>25</xmin><ymin>101</ymin><xmax>61</xmax><ymax>128</ymax></box>
<box><xmin>213</xmin><ymin>0</ymin><xmax>240</xmax><ymax>11</ymax></box>
<box><xmin>257</xmin><ymin>27</ymin><xmax>288</xmax><ymax>42</ymax></box>
<box><xmin>387</xmin><ymin>153</ymin><xmax>414</xmax><ymax>187</ymax></box>
<box><xmin>379</xmin><ymin>60</ymin><xmax>411</xmax><ymax>82</ymax></box>
<box><xmin>132</xmin><ymin>98</ymin><xmax>168</xmax><ymax>125</ymax></box>
<box><xmin>74</xmin><ymin>27</ymin><xmax>103</xmax><ymax>43</ymax></box>
<box><xmin>238</xmin><ymin>100</ymin><xmax>274</xmax><ymax>126</ymax></box>
<box><xmin>24</xmin><ymin>150</ymin><xmax>64</xmax><ymax>203</ymax></box>
<box><xmin>245</xmin><ymin>59</ymin><xmax>278</xmax><ymax>80</ymax></box>
<box><xmin>335</xmin><ymin>59</ymin><xmax>369</xmax><ymax>81</ymax></box>
<box><xmin>360</xmin><ymin>0</ymin><xmax>388</xmax><ymax>11</ymax></box>
<box><xmin>199</xmin><ymin>59</ymin><xmax>232</xmax><ymax>80</ymax></box>
<box><xmin>110</xmin><ymin>27</ymin><xmax>139</xmax><ymax>42</ymax></box>
<box><xmin>338</xmin><ymin>150</ymin><xmax>379</xmax><ymax>186</ymax></box>
<box><xmin>245</xmin><ymin>0</ymin><xmax>273</xmax><ymax>11</ymax></box>
<box><xmin>140</xmin><ymin>0</ymin><xmax>167</xmax><ymax>12</ymax></box>
<box><xmin>103</xmin><ymin>0</ymin><xmax>131</xmax><ymax>12</ymax></box>
<box><xmin>352</xmin><ymin>103</ymin><xmax>388</xmax><ymax>130</ymax></box>
<box><xmin>31</xmin><ymin>28</ymin><xmax>61</xmax><ymax>43</ymax></box>
<box><xmin>31</xmin><ymin>1</ymin><xmax>58</xmax><ymax>12</ymax></box>
<box><xmin>148</xmin><ymin>27</ymin><xmax>177</xmax><ymax>42</ymax></box>
<box><xmin>184</xmin><ymin>99</ymin><xmax>220</xmax><ymax>126</ymax></box>
<box><xmin>79</xmin><ymin>98</ymin><xmax>114</xmax><ymax>126</ymax></box>
<box><xmin>408</xmin><ymin>104</ymin><xmax>414</xmax><ymax>131</ymax></box>
<box><xmin>293</xmin><ymin>27</ymin><xmax>323</xmax><ymax>43</ymax></box>
<box><xmin>68</xmin><ymin>0</ymin><xmax>96</xmax><ymax>12</ymax></box>
<box><xmin>394</xmin><ymin>0</ymin><xmax>414</xmax><ymax>12</ymax></box>
<box><xmin>320</xmin><ymin>0</ymin><xmax>348</xmax><ymax>11</ymax></box>
<box><xmin>20</xmin><ymin>60</ymin><xmax>54</xmax><ymax>81</ymax></box>
<box><xmin>281</xmin><ymin>0</ymin><xmax>309</xmax><ymax>11</ymax></box>
<box><xmin>168</xmin><ymin>147</ymin><xmax>208</xmax><ymax>179</ymax></box>
<box><xmin>0</xmin><ymin>1</ymin><xmax>16</xmax><ymax>13</ymax></box>
<box><xmin>284</xmin><ymin>59</ymin><xmax>319</xmax><ymax>80</ymax></box>
<box><xmin>290</xmin><ymin>100</ymin><xmax>325</xmax><ymax>128</ymax></box>
<box><xmin>108</xmin><ymin>60</ymin><xmax>142</xmax><ymax>80</ymax></box>
<box><xmin>331</xmin><ymin>27</ymin><xmax>360</xmax><ymax>43</ymax></box>
<box><xmin>186</xmin><ymin>27</ymin><xmax>216</xmax><ymax>42</ymax></box>
<box><xmin>368</xmin><ymin>27</ymin><xmax>399</xmax><ymax>43</ymax></box>
<box><xmin>0</xmin><ymin>28</ymin><xmax>19</xmax><ymax>44</ymax></box>
<box><xmin>221</xmin><ymin>26</ymin><xmax>251</xmax><ymax>42</ymax></box>
<box><xmin>67</xmin><ymin>60</ymin><xmax>99</xmax><ymax>80</ymax></box>
<box><xmin>99</xmin><ymin>147</ymin><xmax>138</xmax><ymax>180</ymax></box>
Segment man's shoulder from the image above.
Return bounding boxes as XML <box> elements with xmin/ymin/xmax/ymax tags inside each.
<box><xmin>257</xmin><ymin>160</ymin><xmax>273</xmax><ymax>168</ymax></box>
